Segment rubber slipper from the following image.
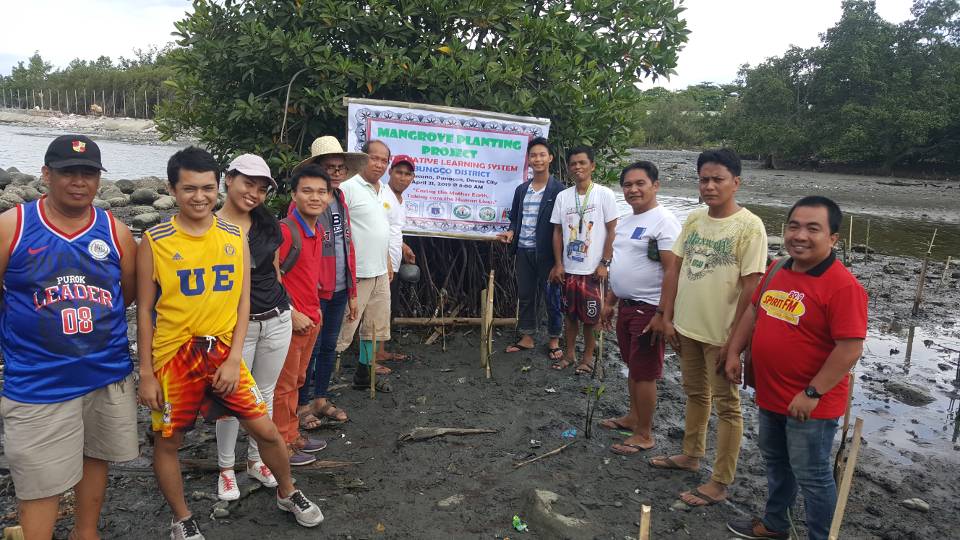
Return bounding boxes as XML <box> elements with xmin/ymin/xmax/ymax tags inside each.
<box><xmin>378</xmin><ymin>351</ymin><xmax>408</xmax><ymax>362</ymax></box>
<box><xmin>505</xmin><ymin>342</ymin><xmax>534</xmax><ymax>353</ymax></box>
<box><xmin>551</xmin><ymin>358</ymin><xmax>573</xmax><ymax>370</ymax></box>
<box><xmin>375</xmin><ymin>364</ymin><xmax>392</xmax><ymax>375</ymax></box>
<box><xmin>649</xmin><ymin>455</ymin><xmax>698</xmax><ymax>472</ymax></box>
<box><xmin>599</xmin><ymin>418</ymin><xmax>633</xmax><ymax>431</ymax></box>
<box><xmin>575</xmin><ymin>362</ymin><xmax>594</xmax><ymax>375</ymax></box>
<box><xmin>547</xmin><ymin>347</ymin><xmax>564</xmax><ymax>361</ymax></box>
<box><xmin>299</xmin><ymin>413</ymin><xmax>322</xmax><ymax>430</ymax></box>
<box><xmin>681</xmin><ymin>488</ymin><xmax>724</xmax><ymax>507</ymax></box>
<box><xmin>353</xmin><ymin>378</ymin><xmax>393</xmax><ymax>393</ymax></box>
<box><xmin>611</xmin><ymin>443</ymin><xmax>652</xmax><ymax>455</ymax></box>
<box><xmin>316</xmin><ymin>402</ymin><xmax>348</xmax><ymax>422</ymax></box>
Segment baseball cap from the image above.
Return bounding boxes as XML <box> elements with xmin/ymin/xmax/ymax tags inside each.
<box><xmin>44</xmin><ymin>135</ymin><xmax>106</xmax><ymax>171</ymax></box>
<box><xmin>390</xmin><ymin>154</ymin><xmax>416</xmax><ymax>171</ymax></box>
<box><xmin>227</xmin><ymin>154</ymin><xmax>277</xmax><ymax>189</ymax></box>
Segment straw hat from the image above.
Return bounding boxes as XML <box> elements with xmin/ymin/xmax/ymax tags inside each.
<box><xmin>293</xmin><ymin>136</ymin><xmax>368</xmax><ymax>178</ymax></box>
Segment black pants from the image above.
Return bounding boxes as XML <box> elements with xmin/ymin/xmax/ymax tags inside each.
<box><xmin>516</xmin><ymin>248</ymin><xmax>563</xmax><ymax>338</ymax></box>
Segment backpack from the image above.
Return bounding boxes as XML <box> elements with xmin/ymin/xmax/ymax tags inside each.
<box><xmin>278</xmin><ymin>217</ymin><xmax>301</xmax><ymax>275</ymax></box>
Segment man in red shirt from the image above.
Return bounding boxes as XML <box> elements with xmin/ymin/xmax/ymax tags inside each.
<box><xmin>723</xmin><ymin>196</ymin><xmax>867</xmax><ymax>540</ymax></box>
<box><xmin>274</xmin><ymin>165</ymin><xmax>332</xmax><ymax>466</ymax></box>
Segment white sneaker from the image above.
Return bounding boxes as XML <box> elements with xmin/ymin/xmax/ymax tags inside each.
<box><xmin>217</xmin><ymin>470</ymin><xmax>240</xmax><ymax>501</ymax></box>
<box><xmin>247</xmin><ymin>461</ymin><xmax>278</xmax><ymax>488</ymax></box>
<box><xmin>277</xmin><ymin>489</ymin><xmax>324</xmax><ymax>527</ymax></box>
<box><xmin>170</xmin><ymin>516</ymin><xmax>205</xmax><ymax>540</ymax></box>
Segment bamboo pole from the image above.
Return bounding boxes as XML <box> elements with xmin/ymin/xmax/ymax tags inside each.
<box><xmin>439</xmin><ymin>290</ymin><xmax>446</xmax><ymax>352</ymax></box>
<box><xmin>912</xmin><ymin>228</ymin><xmax>938</xmax><ymax>316</ymax></box>
<box><xmin>395</xmin><ymin>317</ymin><xmax>517</xmax><ymax>326</ymax></box>
<box><xmin>828</xmin><ymin>417</ymin><xmax>864</xmax><ymax>540</ymax></box>
<box><xmin>370</xmin><ymin>322</ymin><xmax>378</xmax><ymax>399</ymax></box>
<box><xmin>485</xmin><ymin>270</ymin><xmax>495</xmax><ymax>379</ymax></box>
<box><xmin>638</xmin><ymin>505</ymin><xmax>651</xmax><ymax>540</ymax></box>
<box><xmin>479</xmin><ymin>289</ymin><xmax>488</xmax><ymax>368</ymax></box>
<box><xmin>940</xmin><ymin>256</ymin><xmax>952</xmax><ymax>289</ymax></box>
<box><xmin>864</xmin><ymin>219</ymin><xmax>871</xmax><ymax>261</ymax></box>
<box><xmin>3</xmin><ymin>526</ymin><xmax>25</xmax><ymax>540</ymax></box>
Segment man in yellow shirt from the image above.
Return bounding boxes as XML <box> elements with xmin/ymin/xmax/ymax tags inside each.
<box><xmin>137</xmin><ymin>147</ymin><xmax>323</xmax><ymax>539</ymax></box>
<box><xmin>648</xmin><ymin>148</ymin><xmax>767</xmax><ymax>508</ymax></box>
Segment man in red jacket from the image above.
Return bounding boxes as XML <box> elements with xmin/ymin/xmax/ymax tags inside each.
<box><xmin>724</xmin><ymin>196</ymin><xmax>867</xmax><ymax>540</ymax></box>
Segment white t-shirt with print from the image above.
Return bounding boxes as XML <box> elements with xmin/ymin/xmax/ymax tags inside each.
<box><xmin>609</xmin><ymin>205</ymin><xmax>681</xmax><ymax>305</ymax></box>
<box><xmin>549</xmin><ymin>183</ymin><xmax>619</xmax><ymax>275</ymax></box>
<box><xmin>380</xmin><ymin>186</ymin><xmax>406</xmax><ymax>272</ymax></box>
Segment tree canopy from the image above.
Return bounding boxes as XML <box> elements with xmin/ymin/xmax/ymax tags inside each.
<box><xmin>155</xmin><ymin>0</ymin><xmax>689</xmax><ymax>176</ymax></box>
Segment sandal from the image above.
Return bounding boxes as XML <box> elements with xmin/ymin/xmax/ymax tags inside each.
<box><xmin>505</xmin><ymin>342</ymin><xmax>534</xmax><ymax>353</ymax></box>
<box><xmin>649</xmin><ymin>455</ymin><xmax>699</xmax><ymax>472</ymax></box>
<box><xmin>551</xmin><ymin>357</ymin><xmax>573</xmax><ymax>370</ymax></box>
<box><xmin>611</xmin><ymin>442</ymin><xmax>653</xmax><ymax>455</ymax></box>
<box><xmin>575</xmin><ymin>362</ymin><xmax>594</xmax><ymax>375</ymax></box>
<box><xmin>378</xmin><ymin>351</ymin><xmax>408</xmax><ymax>362</ymax></box>
<box><xmin>299</xmin><ymin>413</ymin><xmax>322</xmax><ymax>430</ymax></box>
<box><xmin>353</xmin><ymin>377</ymin><xmax>393</xmax><ymax>393</ymax></box>
<box><xmin>547</xmin><ymin>347</ymin><xmax>564</xmax><ymax>361</ymax></box>
<box><xmin>599</xmin><ymin>418</ymin><xmax>633</xmax><ymax>431</ymax></box>
<box><xmin>316</xmin><ymin>402</ymin><xmax>348</xmax><ymax>422</ymax></box>
<box><xmin>375</xmin><ymin>364</ymin><xmax>392</xmax><ymax>375</ymax></box>
<box><xmin>680</xmin><ymin>487</ymin><xmax>724</xmax><ymax>507</ymax></box>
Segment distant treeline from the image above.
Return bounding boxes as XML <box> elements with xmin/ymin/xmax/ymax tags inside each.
<box><xmin>635</xmin><ymin>0</ymin><xmax>960</xmax><ymax>175</ymax></box>
<box><xmin>0</xmin><ymin>46</ymin><xmax>174</xmax><ymax>118</ymax></box>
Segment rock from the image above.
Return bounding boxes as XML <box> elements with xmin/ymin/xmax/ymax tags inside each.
<box><xmin>115</xmin><ymin>179</ymin><xmax>136</xmax><ymax>194</ymax></box>
<box><xmin>0</xmin><ymin>169</ymin><xmax>12</xmax><ymax>187</ymax></box>
<box><xmin>0</xmin><ymin>198</ymin><xmax>15</xmax><ymax>212</ymax></box>
<box><xmin>210</xmin><ymin>500</ymin><xmax>230</xmax><ymax>519</ymax></box>
<box><xmin>767</xmin><ymin>235</ymin><xmax>783</xmax><ymax>248</ymax></box>
<box><xmin>884</xmin><ymin>379</ymin><xmax>936</xmax><ymax>406</ymax></box>
<box><xmin>126</xmin><ymin>205</ymin><xmax>158</xmax><ymax>216</ymax></box>
<box><xmin>133</xmin><ymin>176</ymin><xmax>166</xmax><ymax>193</ymax></box>
<box><xmin>522</xmin><ymin>488</ymin><xmax>592</xmax><ymax>540</ymax></box>
<box><xmin>152</xmin><ymin>195</ymin><xmax>176</xmax><ymax>210</ymax></box>
<box><xmin>106</xmin><ymin>196</ymin><xmax>129</xmax><ymax>208</ymax></box>
<box><xmin>20</xmin><ymin>186</ymin><xmax>41</xmax><ymax>202</ymax></box>
<box><xmin>92</xmin><ymin>199</ymin><xmax>111</xmax><ymax>209</ymax></box>
<box><xmin>0</xmin><ymin>192</ymin><xmax>24</xmax><ymax>206</ymax></box>
<box><xmin>3</xmin><ymin>186</ymin><xmax>25</xmax><ymax>199</ymax></box>
<box><xmin>6</xmin><ymin>167</ymin><xmax>20</xmax><ymax>173</ymax></box>
<box><xmin>100</xmin><ymin>186</ymin><xmax>125</xmax><ymax>200</ymax></box>
<box><xmin>8</xmin><ymin>173</ymin><xmax>35</xmax><ymax>185</ymax></box>
<box><xmin>437</xmin><ymin>494</ymin><xmax>464</xmax><ymax>509</ymax></box>
<box><xmin>130</xmin><ymin>188</ymin><xmax>160</xmax><ymax>205</ymax></box>
<box><xmin>901</xmin><ymin>498</ymin><xmax>930</xmax><ymax>512</ymax></box>
<box><xmin>938</xmin><ymin>363</ymin><xmax>952</xmax><ymax>371</ymax></box>
<box><xmin>131</xmin><ymin>212</ymin><xmax>162</xmax><ymax>229</ymax></box>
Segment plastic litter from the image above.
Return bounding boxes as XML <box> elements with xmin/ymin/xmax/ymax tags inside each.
<box><xmin>512</xmin><ymin>515</ymin><xmax>528</xmax><ymax>532</ymax></box>
<box><xmin>529</xmin><ymin>439</ymin><xmax>542</xmax><ymax>448</ymax></box>
<box><xmin>561</xmin><ymin>428</ymin><xmax>577</xmax><ymax>438</ymax></box>
<box><xmin>544</xmin><ymin>387</ymin><xmax>557</xmax><ymax>393</ymax></box>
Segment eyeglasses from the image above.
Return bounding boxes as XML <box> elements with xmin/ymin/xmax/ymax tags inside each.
<box><xmin>324</xmin><ymin>164</ymin><xmax>348</xmax><ymax>173</ymax></box>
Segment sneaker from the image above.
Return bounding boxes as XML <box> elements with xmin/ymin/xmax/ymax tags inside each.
<box><xmin>217</xmin><ymin>470</ymin><xmax>240</xmax><ymax>501</ymax></box>
<box><xmin>295</xmin><ymin>435</ymin><xmax>328</xmax><ymax>453</ymax></box>
<box><xmin>727</xmin><ymin>518</ymin><xmax>789</xmax><ymax>539</ymax></box>
<box><xmin>247</xmin><ymin>461</ymin><xmax>278</xmax><ymax>488</ymax></box>
<box><xmin>289</xmin><ymin>449</ymin><xmax>316</xmax><ymax>467</ymax></box>
<box><xmin>170</xmin><ymin>516</ymin><xmax>205</xmax><ymax>540</ymax></box>
<box><xmin>277</xmin><ymin>489</ymin><xmax>324</xmax><ymax>527</ymax></box>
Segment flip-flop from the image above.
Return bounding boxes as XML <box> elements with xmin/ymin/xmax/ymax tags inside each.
<box><xmin>299</xmin><ymin>413</ymin><xmax>322</xmax><ymax>430</ymax></box>
<box><xmin>547</xmin><ymin>347</ymin><xmax>564</xmax><ymax>361</ymax></box>
<box><xmin>505</xmin><ymin>342</ymin><xmax>534</xmax><ymax>353</ymax></box>
<box><xmin>551</xmin><ymin>357</ymin><xmax>573</xmax><ymax>370</ymax></box>
<box><xmin>649</xmin><ymin>455</ymin><xmax>698</xmax><ymax>472</ymax></box>
<box><xmin>681</xmin><ymin>488</ymin><xmax>724</xmax><ymax>507</ymax></box>
<box><xmin>378</xmin><ymin>351</ymin><xmax>408</xmax><ymax>362</ymax></box>
<box><xmin>375</xmin><ymin>364</ymin><xmax>392</xmax><ymax>375</ymax></box>
<box><xmin>316</xmin><ymin>402</ymin><xmax>348</xmax><ymax>422</ymax></box>
<box><xmin>611</xmin><ymin>442</ymin><xmax>653</xmax><ymax>455</ymax></box>
<box><xmin>575</xmin><ymin>362</ymin><xmax>594</xmax><ymax>375</ymax></box>
<box><xmin>599</xmin><ymin>418</ymin><xmax>633</xmax><ymax>431</ymax></box>
<box><xmin>353</xmin><ymin>378</ymin><xmax>393</xmax><ymax>393</ymax></box>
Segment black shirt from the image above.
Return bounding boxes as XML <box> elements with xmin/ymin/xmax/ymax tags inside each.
<box><xmin>248</xmin><ymin>221</ymin><xmax>289</xmax><ymax>314</ymax></box>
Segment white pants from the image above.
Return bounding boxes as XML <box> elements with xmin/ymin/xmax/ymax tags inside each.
<box><xmin>215</xmin><ymin>310</ymin><xmax>292</xmax><ymax>468</ymax></box>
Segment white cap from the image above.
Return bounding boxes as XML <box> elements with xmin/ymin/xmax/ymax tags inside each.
<box><xmin>227</xmin><ymin>154</ymin><xmax>277</xmax><ymax>189</ymax></box>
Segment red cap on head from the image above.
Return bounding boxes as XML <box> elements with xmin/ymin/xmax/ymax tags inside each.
<box><xmin>390</xmin><ymin>155</ymin><xmax>415</xmax><ymax>171</ymax></box>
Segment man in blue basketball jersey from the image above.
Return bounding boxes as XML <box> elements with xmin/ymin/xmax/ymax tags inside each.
<box><xmin>0</xmin><ymin>135</ymin><xmax>139</xmax><ymax>540</ymax></box>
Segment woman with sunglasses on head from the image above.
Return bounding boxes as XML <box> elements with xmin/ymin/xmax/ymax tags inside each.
<box><xmin>212</xmin><ymin>154</ymin><xmax>292</xmax><ymax>501</ymax></box>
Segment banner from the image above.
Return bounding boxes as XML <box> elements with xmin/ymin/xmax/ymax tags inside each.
<box><xmin>345</xmin><ymin>98</ymin><xmax>551</xmax><ymax>240</ymax></box>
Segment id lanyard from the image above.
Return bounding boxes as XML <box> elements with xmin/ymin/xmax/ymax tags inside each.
<box><xmin>574</xmin><ymin>182</ymin><xmax>593</xmax><ymax>233</ymax></box>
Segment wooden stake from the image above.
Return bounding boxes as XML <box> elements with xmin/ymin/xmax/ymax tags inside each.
<box><xmin>912</xmin><ymin>229</ymin><xmax>938</xmax><ymax>316</ymax></box>
<box><xmin>485</xmin><ymin>270</ymin><xmax>495</xmax><ymax>379</ymax></box>
<box><xmin>479</xmin><ymin>289</ymin><xmax>488</xmax><ymax>368</ymax></box>
<box><xmin>397</xmin><ymin>316</ymin><xmax>517</xmax><ymax>327</ymax></box>
<box><xmin>638</xmin><ymin>505</ymin><xmax>651</xmax><ymax>540</ymax></box>
<box><xmin>439</xmin><ymin>290</ymin><xmax>447</xmax><ymax>352</ymax></box>
<box><xmin>512</xmin><ymin>441</ymin><xmax>576</xmax><ymax>468</ymax></box>
<box><xmin>864</xmin><ymin>219</ymin><xmax>871</xmax><ymax>261</ymax></box>
<box><xmin>828</xmin><ymin>417</ymin><xmax>864</xmax><ymax>540</ymax></box>
<box><xmin>370</xmin><ymin>322</ymin><xmax>377</xmax><ymax>399</ymax></box>
<box><xmin>833</xmin><ymin>372</ymin><xmax>855</xmax><ymax>482</ymax></box>
<box><xmin>940</xmin><ymin>256</ymin><xmax>953</xmax><ymax>289</ymax></box>
<box><xmin>3</xmin><ymin>526</ymin><xmax>25</xmax><ymax>540</ymax></box>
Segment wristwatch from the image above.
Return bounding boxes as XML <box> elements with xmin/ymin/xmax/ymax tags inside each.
<box><xmin>804</xmin><ymin>385</ymin><xmax>822</xmax><ymax>399</ymax></box>
<box><xmin>599</xmin><ymin>258</ymin><xmax>612</xmax><ymax>267</ymax></box>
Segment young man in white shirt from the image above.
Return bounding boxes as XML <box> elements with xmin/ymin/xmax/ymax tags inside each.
<box><xmin>377</xmin><ymin>154</ymin><xmax>416</xmax><ymax>363</ymax></box>
<box><xmin>548</xmin><ymin>146</ymin><xmax>619</xmax><ymax>374</ymax></box>
<box><xmin>600</xmin><ymin>161</ymin><xmax>680</xmax><ymax>454</ymax></box>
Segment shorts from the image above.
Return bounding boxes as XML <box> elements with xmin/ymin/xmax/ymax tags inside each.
<box><xmin>1</xmin><ymin>373</ymin><xmax>139</xmax><ymax>500</ymax></box>
<box><xmin>337</xmin><ymin>274</ymin><xmax>391</xmax><ymax>351</ymax></box>
<box><xmin>616</xmin><ymin>301</ymin><xmax>665</xmax><ymax>381</ymax></box>
<box><xmin>561</xmin><ymin>274</ymin><xmax>603</xmax><ymax>324</ymax></box>
<box><xmin>151</xmin><ymin>337</ymin><xmax>267</xmax><ymax>438</ymax></box>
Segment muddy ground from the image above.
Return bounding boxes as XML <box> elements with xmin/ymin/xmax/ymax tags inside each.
<box><xmin>1</xmin><ymin>148</ymin><xmax>959</xmax><ymax>539</ymax></box>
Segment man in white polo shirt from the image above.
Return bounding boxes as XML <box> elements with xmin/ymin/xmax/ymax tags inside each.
<box><xmin>337</xmin><ymin>139</ymin><xmax>394</xmax><ymax>392</ymax></box>
<box><xmin>377</xmin><ymin>154</ymin><xmax>417</xmax><ymax>363</ymax></box>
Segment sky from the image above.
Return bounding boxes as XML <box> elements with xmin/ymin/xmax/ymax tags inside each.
<box><xmin>0</xmin><ymin>0</ymin><xmax>915</xmax><ymax>90</ymax></box>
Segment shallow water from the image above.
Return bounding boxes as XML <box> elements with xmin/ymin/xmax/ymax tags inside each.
<box><xmin>0</xmin><ymin>123</ymin><xmax>179</xmax><ymax>179</ymax></box>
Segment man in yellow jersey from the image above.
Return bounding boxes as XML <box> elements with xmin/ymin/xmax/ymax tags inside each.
<box><xmin>137</xmin><ymin>147</ymin><xmax>324</xmax><ymax>540</ymax></box>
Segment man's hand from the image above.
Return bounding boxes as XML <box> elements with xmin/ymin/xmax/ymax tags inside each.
<box><xmin>347</xmin><ymin>297</ymin><xmax>358</xmax><ymax>321</ymax></box>
<box><xmin>212</xmin><ymin>354</ymin><xmax>241</xmax><ymax>396</ymax></box>
<box><xmin>724</xmin><ymin>350</ymin><xmax>742</xmax><ymax>385</ymax></box>
<box><xmin>594</xmin><ymin>264</ymin><xmax>609</xmax><ymax>281</ymax></box>
<box><xmin>716</xmin><ymin>343</ymin><xmax>730</xmax><ymax>374</ymax></box>
<box><xmin>388</xmin><ymin>266</ymin><xmax>394</xmax><ymax>283</ymax></box>
<box><xmin>402</xmin><ymin>243</ymin><xmax>416</xmax><ymax>264</ymax></box>
<box><xmin>600</xmin><ymin>302</ymin><xmax>616</xmax><ymax>331</ymax></box>
<box><xmin>496</xmin><ymin>230</ymin><xmax>514</xmax><ymax>244</ymax></box>
<box><xmin>138</xmin><ymin>374</ymin><xmax>164</xmax><ymax>412</ymax></box>
<box><xmin>646</xmin><ymin>313</ymin><xmax>679</xmax><ymax>351</ymax></box>
<box><xmin>317</xmin><ymin>306</ymin><xmax>324</xmax><ymax>327</ymax></box>
<box><xmin>549</xmin><ymin>264</ymin><xmax>565</xmax><ymax>284</ymax></box>
<box><xmin>291</xmin><ymin>309</ymin><xmax>314</xmax><ymax>334</ymax></box>
<box><xmin>787</xmin><ymin>391</ymin><xmax>820</xmax><ymax>422</ymax></box>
